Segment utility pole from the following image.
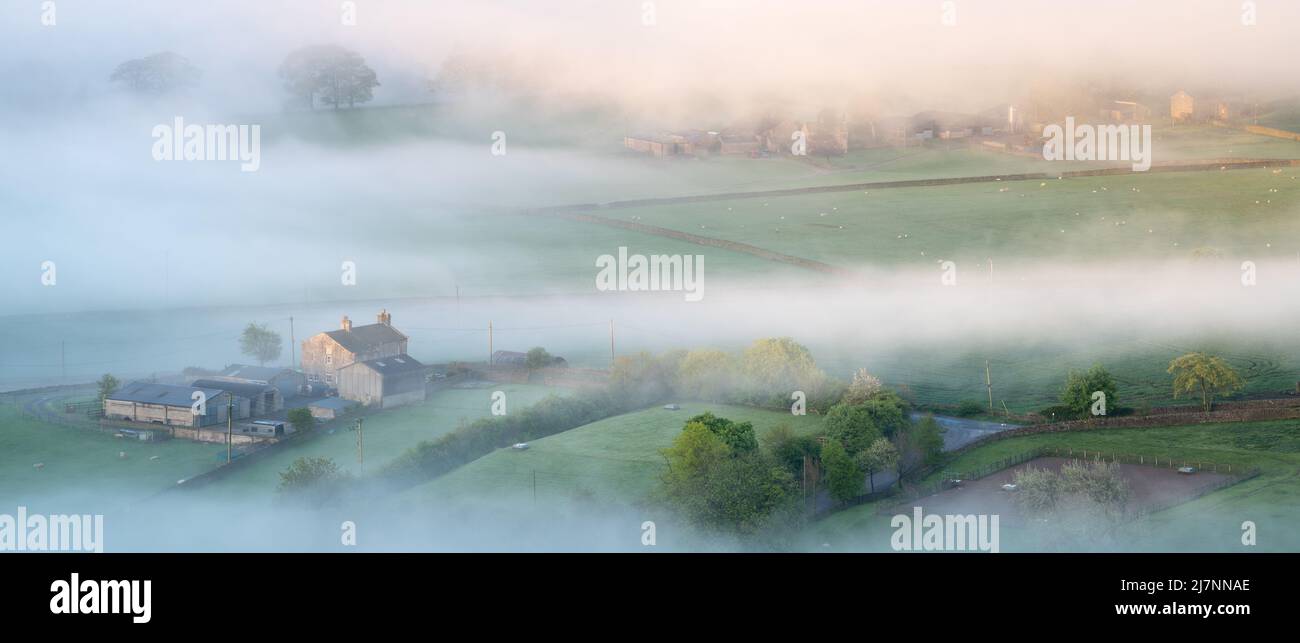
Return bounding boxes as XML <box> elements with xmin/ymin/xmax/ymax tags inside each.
<box><xmin>488</xmin><ymin>321</ymin><xmax>493</xmax><ymax>365</ymax></box>
<box><xmin>985</xmin><ymin>360</ymin><xmax>994</xmax><ymax>411</ymax></box>
<box><xmin>355</xmin><ymin>417</ymin><xmax>364</xmax><ymax>471</ymax></box>
<box><xmin>226</xmin><ymin>392</ymin><xmax>234</xmax><ymax>464</ymax></box>
<box><xmin>532</xmin><ymin>469</ymin><xmax>536</xmax><ymax>502</ymax></box>
<box><xmin>289</xmin><ymin>316</ymin><xmax>296</xmax><ymax>369</ymax></box>
<box><xmin>609</xmin><ymin>319</ymin><xmax>615</xmax><ymax>367</ymax></box>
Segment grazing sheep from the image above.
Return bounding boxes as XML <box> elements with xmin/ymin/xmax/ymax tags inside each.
<box><xmin>33</xmin><ymin>463</ymin><xmax>45</xmax><ymax>470</ymax></box>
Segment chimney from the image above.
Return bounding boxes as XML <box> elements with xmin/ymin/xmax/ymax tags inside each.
<box><xmin>377</xmin><ymin>308</ymin><xmax>391</xmax><ymax>325</ymax></box>
<box><xmin>341</xmin><ymin>315</ymin><xmax>352</xmax><ymax>332</ymax></box>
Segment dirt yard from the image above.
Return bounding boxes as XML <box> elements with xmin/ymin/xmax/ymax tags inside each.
<box><xmin>905</xmin><ymin>457</ymin><xmax>1233</xmax><ymax>523</ymax></box>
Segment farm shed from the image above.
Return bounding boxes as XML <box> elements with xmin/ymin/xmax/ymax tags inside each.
<box><xmin>190</xmin><ymin>378</ymin><xmax>283</xmax><ymax>416</ymax></box>
<box><xmin>213</xmin><ymin>364</ymin><xmax>306</xmax><ymax>397</ymax></box>
<box><xmin>337</xmin><ymin>354</ymin><xmax>427</xmax><ymax>408</ymax></box>
<box><xmin>103</xmin><ymin>382</ymin><xmax>245</xmax><ymax>428</ymax></box>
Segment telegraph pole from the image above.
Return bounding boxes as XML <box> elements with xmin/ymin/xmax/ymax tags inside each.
<box><xmin>355</xmin><ymin>417</ymin><xmax>364</xmax><ymax>471</ymax></box>
<box><xmin>226</xmin><ymin>392</ymin><xmax>234</xmax><ymax>463</ymax></box>
<box><xmin>985</xmin><ymin>360</ymin><xmax>994</xmax><ymax>412</ymax></box>
<box><xmin>289</xmin><ymin>316</ymin><xmax>296</xmax><ymax>369</ymax></box>
<box><xmin>488</xmin><ymin>321</ymin><xmax>493</xmax><ymax>365</ymax></box>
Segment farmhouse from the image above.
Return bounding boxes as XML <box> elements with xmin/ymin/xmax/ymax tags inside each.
<box><xmin>301</xmin><ymin>309</ymin><xmax>408</xmax><ymax>386</ymax></box>
<box><xmin>190</xmin><ymin>379</ymin><xmax>283</xmax><ymax>416</ymax></box>
<box><xmin>103</xmin><ymin>382</ymin><xmax>246</xmax><ymax>427</ymax></box>
<box><xmin>1170</xmin><ymin>90</ymin><xmax>1194</xmax><ymax>121</ymax></box>
<box><xmin>212</xmin><ymin>364</ymin><xmax>305</xmax><ymax>397</ymax></box>
<box><xmin>336</xmin><ymin>354</ymin><xmax>427</xmax><ymax>408</ymax></box>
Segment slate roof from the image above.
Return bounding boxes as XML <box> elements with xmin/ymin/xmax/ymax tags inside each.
<box><xmin>219</xmin><ymin>364</ymin><xmax>295</xmax><ymax>381</ymax></box>
<box><xmin>340</xmin><ymin>353</ymin><xmax>426</xmax><ymax>376</ymax></box>
<box><xmin>107</xmin><ymin>382</ymin><xmax>226</xmax><ymax>407</ymax></box>
<box><xmin>190</xmin><ymin>379</ymin><xmax>276</xmax><ymax>400</ymax></box>
<box><xmin>308</xmin><ymin>397</ymin><xmax>358</xmax><ymax>410</ymax></box>
<box><xmin>323</xmin><ymin>323</ymin><xmax>407</xmax><ymax>354</ymax></box>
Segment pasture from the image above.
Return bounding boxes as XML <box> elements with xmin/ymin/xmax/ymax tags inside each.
<box><xmin>181</xmin><ymin>383</ymin><xmax>565</xmax><ymax>505</ymax></box>
<box><xmin>394</xmin><ymin>402</ymin><xmax>824</xmax><ymax>509</ymax></box>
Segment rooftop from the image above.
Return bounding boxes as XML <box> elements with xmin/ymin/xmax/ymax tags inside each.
<box><xmin>107</xmin><ymin>382</ymin><xmax>227</xmax><ymax>407</ymax></box>
<box><xmin>323</xmin><ymin>322</ymin><xmax>406</xmax><ymax>354</ymax></box>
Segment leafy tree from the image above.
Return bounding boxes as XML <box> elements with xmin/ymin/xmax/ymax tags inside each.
<box><xmin>676</xmin><ymin>349</ymin><xmax>737</xmax><ymax>402</ymax></box>
<box><xmin>1012</xmin><ymin>465</ymin><xmax>1060</xmax><ymax>515</ymax></box>
<box><xmin>277</xmin><ymin>456</ymin><xmax>350</xmax><ymax>507</ymax></box>
<box><xmin>610</xmin><ymin>351</ymin><xmax>675</xmax><ymax>408</ymax></box>
<box><xmin>239</xmin><ymin>322</ymin><xmax>283</xmax><ymax>366</ymax></box>
<box><xmin>278</xmin><ymin>45</ymin><xmax>379</xmax><ymax>110</ymax></box>
<box><xmin>1060</xmin><ymin>364</ymin><xmax>1119</xmax><ymax>418</ymax></box>
<box><xmin>741</xmin><ymin>337</ymin><xmax>822</xmax><ymax>394</ymax></box>
<box><xmin>859</xmin><ymin>397</ymin><xmax>909</xmax><ymax>438</ymax></box>
<box><xmin>686</xmin><ymin>412</ymin><xmax>757</xmax><ymax>454</ymax></box>
<box><xmin>1167</xmin><ymin>352</ymin><xmax>1244</xmax><ymax>412</ymax></box>
<box><xmin>821</xmin><ymin>439</ymin><xmax>862</xmax><ymax>503</ymax></box>
<box><xmin>109</xmin><ymin>51</ymin><xmax>200</xmax><ymax>93</ymax></box>
<box><xmin>840</xmin><ymin>368</ymin><xmax>883</xmax><ymax>405</ymax></box>
<box><xmin>658</xmin><ymin>422</ymin><xmax>798</xmax><ymax>535</ymax></box>
<box><xmin>96</xmin><ymin>373</ymin><xmax>120</xmax><ymax>403</ymax></box>
<box><xmin>524</xmin><ymin>347</ymin><xmax>552</xmax><ymax>370</ymax></box>
<box><xmin>287</xmin><ymin>407</ymin><xmax>316</xmax><ymax>433</ymax></box>
<box><xmin>854</xmin><ymin>437</ymin><xmax>899</xmax><ymax>493</ymax></box>
<box><xmin>955</xmin><ymin>400</ymin><xmax>984</xmax><ymax>417</ymax></box>
<box><xmin>761</xmin><ymin>424</ymin><xmax>819</xmax><ymax>476</ymax></box>
<box><xmin>823</xmin><ymin>403</ymin><xmax>883</xmax><ymax>456</ymax></box>
<box><xmin>912</xmin><ymin>414</ymin><xmax>946</xmax><ymax>465</ymax></box>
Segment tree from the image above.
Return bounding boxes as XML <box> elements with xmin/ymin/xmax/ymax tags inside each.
<box><xmin>1167</xmin><ymin>352</ymin><xmax>1244</xmax><ymax>412</ymax></box>
<box><xmin>109</xmin><ymin>51</ymin><xmax>201</xmax><ymax>93</ymax></box>
<box><xmin>96</xmin><ymin>373</ymin><xmax>120</xmax><ymax>403</ymax></box>
<box><xmin>658</xmin><ymin>422</ymin><xmax>798</xmax><ymax>535</ymax></box>
<box><xmin>741</xmin><ymin>337</ymin><xmax>822</xmax><ymax>394</ymax></box>
<box><xmin>278</xmin><ymin>45</ymin><xmax>379</xmax><ymax>110</ymax></box>
<box><xmin>239</xmin><ymin>322</ymin><xmax>283</xmax><ymax>366</ymax></box>
<box><xmin>676</xmin><ymin>349</ymin><xmax>737</xmax><ymax>402</ymax></box>
<box><xmin>686</xmin><ymin>412</ymin><xmax>757</xmax><ymax>454</ymax></box>
<box><xmin>823</xmin><ymin>403</ymin><xmax>883</xmax><ymax>456</ymax></box>
<box><xmin>854</xmin><ymin>438</ymin><xmax>899</xmax><ymax>493</ymax></box>
<box><xmin>1060</xmin><ymin>364</ymin><xmax>1119</xmax><ymax>418</ymax></box>
<box><xmin>287</xmin><ymin>407</ymin><xmax>316</xmax><ymax>433</ymax></box>
<box><xmin>911</xmin><ymin>414</ymin><xmax>946</xmax><ymax>466</ymax></box>
<box><xmin>841</xmin><ymin>368</ymin><xmax>883</xmax><ymax>405</ymax></box>
<box><xmin>524</xmin><ymin>347</ymin><xmax>552</xmax><ymax>370</ymax></box>
<box><xmin>821</xmin><ymin>439</ymin><xmax>863</xmax><ymax>503</ymax></box>
<box><xmin>277</xmin><ymin>456</ymin><xmax>350</xmax><ymax>507</ymax></box>
<box><xmin>761</xmin><ymin>424</ymin><xmax>819</xmax><ymax>476</ymax></box>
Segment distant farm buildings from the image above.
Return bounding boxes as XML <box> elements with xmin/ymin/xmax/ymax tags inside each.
<box><xmin>301</xmin><ymin>309</ymin><xmax>427</xmax><ymax>408</ymax></box>
<box><xmin>301</xmin><ymin>309</ymin><xmax>407</xmax><ymax>387</ymax></box>
<box><xmin>190</xmin><ymin>379</ymin><xmax>283</xmax><ymax>416</ymax></box>
<box><xmin>211</xmin><ymin>364</ymin><xmax>305</xmax><ymax>397</ymax></box>
<box><xmin>103</xmin><ymin>382</ymin><xmax>245</xmax><ymax>427</ymax></box>
<box><xmin>336</xmin><ymin>354</ymin><xmax>427</xmax><ymax>408</ymax></box>
<box><xmin>1171</xmin><ymin>90</ymin><xmax>1195</xmax><ymax>121</ymax></box>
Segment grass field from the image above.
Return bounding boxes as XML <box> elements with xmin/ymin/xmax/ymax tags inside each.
<box><xmin>395</xmin><ymin>402</ymin><xmax>824</xmax><ymax>510</ymax></box>
<box><xmin>809</xmin><ymin>419</ymin><xmax>1300</xmax><ymax>552</ymax></box>
<box><xmin>0</xmin><ymin>401</ymin><xmax>223</xmax><ymax>514</ymax></box>
<box><xmin>181</xmin><ymin>383</ymin><xmax>565</xmax><ymax>506</ymax></box>
<box><xmin>597</xmin><ymin>166</ymin><xmax>1300</xmax><ymax>269</ymax></box>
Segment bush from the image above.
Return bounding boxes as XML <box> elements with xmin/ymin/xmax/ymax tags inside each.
<box><xmin>955</xmin><ymin>400</ymin><xmax>985</xmax><ymax>417</ymax></box>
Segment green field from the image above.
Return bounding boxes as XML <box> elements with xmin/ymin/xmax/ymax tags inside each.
<box><xmin>182</xmin><ymin>383</ymin><xmax>565</xmax><ymax>506</ymax></box>
<box><xmin>597</xmin><ymin>166</ymin><xmax>1300</xmax><ymax>269</ymax></box>
<box><xmin>809</xmin><ymin>419</ymin><xmax>1300</xmax><ymax>552</ymax></box>
<box><xmin>394</xmin><ymin>402</ymin><xmax>824</xmax><ymax>510</ymax></box>
<box><xmin>0</xmin><ymin>401</ymin><xmax>223</xmax><ymax>514</ymax></box>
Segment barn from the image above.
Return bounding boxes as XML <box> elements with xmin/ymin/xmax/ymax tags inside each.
<box><xmin>336</xmin><ymin>354</ymin><xmax>427</xmax><ymax>408</ymax></box>
<box><xmin>213</xmin><ymin>364</ymin><xmax>306</xmax><ymax>397</ymax></box>
<box><xmin>190</xmin><ymin>379</ymin><xmax>283</xmax><ymax>416</ymax></box>
<box><xmin>307</xmin><ymin>397</ymin><xmax>359</xmax><ymax>420</ymax></box>
<box><xmin>103</xmin><ymin>382</ymin><xmax>246</xmax><ymax>427</ymax></box>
